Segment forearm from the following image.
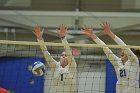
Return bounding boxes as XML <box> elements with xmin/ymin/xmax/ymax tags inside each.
<box><xmin>107</xmin><ymin>31</ymin><xmax>115</xmax><ymax>39</ymax></box>
<box><xmin>37</xmin><ymin>39</ymin><xmax>56</xmax><ymax>65</ymax></box>
<box><xmin>61</xmin><ymin>37</ymin><xmax>72</xmax><ymax>56</ymax></box>
<box><xmin>93</xmin><ymin>36</ymin><xmax>106</xmax><ymax>45</ymax></box>
<box><xmin>113</xmin><ymin>35</ymin><xmax>126</xmax><ymax>45</ymax></box>
<box><xmin>94</xmin><ymin>37</ymin><xmax>119</xmax><ymax>64</ymax></box>
<box><xmin>113</xmin><ymin>35</ymin><xmax>132</xmax><ymax>54</ymax></box>
<box><xmin>61</xmin><ymin>37</ymin><xmax>76</xmax><ymax>67</ymax></box>
<box><xmin>113</xmin><ymin>35</ymin><xmax>138</xmax><ymax>62</ymax></box>
<box><xmin>37</xmin><ymin>39</ymin><xmax>48</xmax><ymax>53</ymax></box>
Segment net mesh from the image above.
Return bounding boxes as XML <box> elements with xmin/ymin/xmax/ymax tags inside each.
<box><xmin>0</xmin><ymin>40</ymin><xmax>139</xmax><ymax>93</ymax></box>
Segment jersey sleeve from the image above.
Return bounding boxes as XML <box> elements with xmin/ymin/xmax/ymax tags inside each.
<box><xmin>94</xmin><ymin>37</ymin><xmax>119</xmax><ymax>66</ymax></box>
<box><xmin>37</xmin><ymin>39</ymin><xmax>57</xmax><ymax>67</ymax></box>
<box><xmin>113</xmin><ymin>35</ymin><xmax>139</xmax><ymax>63</ymax></box>
<box><xmin>61</xmin><ymin>37</ymin><xmax>77</xmax><ymax>69</ymax></box>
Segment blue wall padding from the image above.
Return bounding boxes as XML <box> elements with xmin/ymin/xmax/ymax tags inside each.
<box><xmin>105</xmin><ymin>60</ymin><xmax>117</xmax><ymax>93</ymax></box>
<box><xmin>0</xmin><ymin>57</ymin><xmax>45</xmax><ymax>93</ymax></box>
<box><xmin>105</xmin><ymin>60</ymin><xmax>140</xmax><ymax>93</ymax></box>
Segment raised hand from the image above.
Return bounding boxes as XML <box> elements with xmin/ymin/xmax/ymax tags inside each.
<box><xmin>101</xmin><ymin>22</ymin><xmax>111</xmax><ymax>34</ymax></box>
<box><xmin>101</xmin><ymin>22</ymin><xmax>115</xmax><ymax>38</ymax></box>
<box><xmin>33</xmin><ymin>26</ymin><xmax>43</xmax><ymax>40</ymax></box>
<box><xmin>82</xmin><ymin>25</ymin><xmax>93</xmax><ymax>37</ymax></box>
<box><xmin>57</xmin><ymin>24</ymin><xmax>67</xmax><ymax>38</ymax></box>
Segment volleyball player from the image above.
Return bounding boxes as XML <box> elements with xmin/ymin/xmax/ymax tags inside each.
<box><xmin>82</xmin><ymin>22</ymin><xmax>139</xmax><ymax>93</ymax></box>
<box><xmin>33</xmin><ymin>24</ymin><xmax>77</xmax><ymax>93</ymax></box>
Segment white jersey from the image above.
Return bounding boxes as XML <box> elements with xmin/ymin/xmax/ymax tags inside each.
<box><xmin>51</xmin><ymin>60</ymin><xmax>77</xmax><ymax>93</ymax></box>
<box><xmin>38</xmin><ymin>37</ymin><xmax>77</xmax><ymax>93</ymax></box>
<box><xmin>94</xmin><ymin>36</ymin><xmax>139</xmax><ymax>93</ymax></box>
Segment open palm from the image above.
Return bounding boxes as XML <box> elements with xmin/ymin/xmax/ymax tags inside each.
<box><xmin>101</xmin><ymin>22</ymin><xmax>111</xmax><ymax>34</ymax></box>
<box><xmin>33</xmin><ymin>26</ymin><xmax>43</xmax><ymax>39</ymax></box>
<box><xmin>57</xmin><ymin>24</ymin><xmax>67</xmax><ymax>38</ymax></box>
<box><xmin>82</xmin><ymin>26</ymin><xmax>93</xmax><ymax>37</ymax></box>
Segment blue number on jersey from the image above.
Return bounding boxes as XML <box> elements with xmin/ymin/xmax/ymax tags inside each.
<box><xmin>119</xmin><ymin>69</ymin><xmax>126</xmax><ymax>77</ymax></box>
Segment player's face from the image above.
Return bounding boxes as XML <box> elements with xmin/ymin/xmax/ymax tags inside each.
<box><xmin>120</xmin><ymin>51</ymin><xmax>128</xmax><ymax>64</ymax></box>
<box><xmin>60</xmin><ymin>52</ymin><xmax>69</xmax><ymax>68</ymax></box>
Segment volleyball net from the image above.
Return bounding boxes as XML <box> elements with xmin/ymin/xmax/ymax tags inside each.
<box><xmin>0</xmin><ymin>40</ymin><xmax>139</xmax><ymax>93</ymax></box>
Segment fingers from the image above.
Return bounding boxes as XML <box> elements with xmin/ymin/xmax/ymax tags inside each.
<box><xmin>32</xmin><ymin>30</ymin><xmax>36</xmax><ymax>35</ymax></box>
<box><xmin>57</xmin><ymin>24</ymin><xmax>67</xmax><ymax>36</ymax></box>
<box><xmin>41</xmin><ymin>28</ymin><xmax>44</xmax><ymax>34</ymax></box>
<box><xmin>81</xmin><ymin>25</ymin><xmax>85</xmax><ymax>31</ymax></box>
<box><xmin>34</xmin><ymin>25</ymin><xmax>40</xmax><ymax>30</ymax></box>
<box><xmin>57</xmin><ymin>24</ymin><xmax>67</xmax><ymax>38</ymax></box>
<box><xmin>82</xmin><ymin>25</ymin><xmax>93</xmax><ymax>31</ymax></box>
<box><xmin>82</xmin><ymin>25</ymin><xmax>92</xmax><ymax>31</ymax></box>
<box><xmin>34</xmin><ymin>25</ymin><xmax>41</xmax><ymax>32</ymax></box>
<box><xmin>33</xmin><ymin>25</ymin><xmax>44</xmax><ymax>39</ymax></box>
<box><xmin>101</xmin><ymin>21</ymin><xmax>110</xmax><ymax>27</ymax></box>
<box><xmin>101</xmin><ymin>22</ymin><xmax>105</xmax><ymax>28</ymax></box>
<box><xmin>81</xmin><ymin>25</ymin><xmax>87</xmax><ymax>34</ymax></box>
<box><xmin>56</xmin><ymin>28</ymin><xmax>59</xmax><ymax>33</ymax></box>
<box><xmin>81</xmin><ymin>25</ymin><xmax>94</xmax><ymax>37</ymax></box>
<box><xmin>100</xmin><ymin>21</ymin><xmax>110</xmax><ymax>31</ymax></box>
<box><xmin>56</xmin><ymin>28</ymin><xmax>61</xmax><ymax>37</ymax></box>
<box><xmin>59</xmin><ymin>24</ymin><xmax>67</xmax><ymax>30</ymax></box>
<box><xmin>100</xmin><ymin>22</ymin><xmax>104</xmax><ymax>28</ymax></box>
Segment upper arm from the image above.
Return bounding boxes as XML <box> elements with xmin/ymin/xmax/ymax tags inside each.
<box><xmin>103</xmin><ymin>48</ymin><xmax>119</xmax><ymax>66</ymax></box>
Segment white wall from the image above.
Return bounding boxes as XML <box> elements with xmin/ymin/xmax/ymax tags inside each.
<box><xmin>77</xmin><ymin>63</ymin><xmax>106</xmax><ymax>93</ymax></box>
<box><xmin>77</xmin><ymin>72</ymin><xmax>105</xmax><ymax>93</ymax></box>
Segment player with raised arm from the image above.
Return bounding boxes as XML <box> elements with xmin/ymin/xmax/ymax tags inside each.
<box><xmin>82</xmin><ymin>22</ymin><xmax>139</xmax><ymax>93</ymax></box>
<box><xmin>33</xmin><ymin>24</ymin><xmax>77</xmax><ymax>93</ymax></box>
